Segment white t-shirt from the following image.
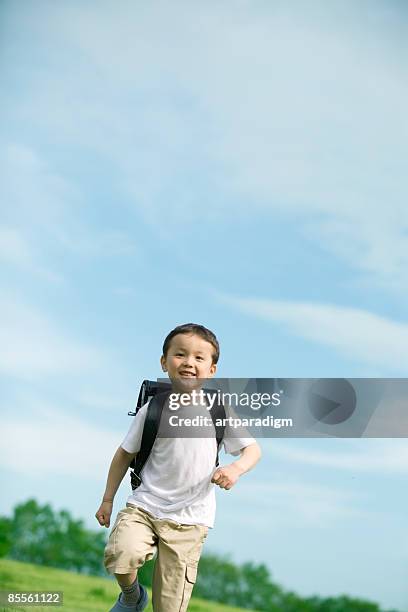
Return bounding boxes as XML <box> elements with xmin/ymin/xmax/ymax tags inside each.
<box><xmin>121</xmin><ymin>397</ymin><xmax>255</xmax><ymax>528</ymax></box>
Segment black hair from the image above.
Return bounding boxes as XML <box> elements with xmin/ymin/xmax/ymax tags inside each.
<box><xmin>162</xmin><ymin>323</ymin><xmax>220</xmax><ymax>364</ymax></box>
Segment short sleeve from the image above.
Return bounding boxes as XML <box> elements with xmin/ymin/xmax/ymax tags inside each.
<box><xmin>221</xmin><ymin>404</ymin><xmax>257</xmax><ymax>456</ymax></box>
<box><xmin>121</xmin><ymin>402</ymin><xmax>149</xmax><ymax>454</ymax></box>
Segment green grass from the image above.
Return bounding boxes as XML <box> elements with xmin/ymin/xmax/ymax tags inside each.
<box><xmin>0</xmin><ymin>559</ymin><xmax>256</xmax><ymax>612</ymax></box>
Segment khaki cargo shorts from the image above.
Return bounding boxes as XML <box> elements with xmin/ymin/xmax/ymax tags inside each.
<box><xmin>104</xmin><ymin>504</ymin><xmax>209</xmax><ymax>612</ymax></box>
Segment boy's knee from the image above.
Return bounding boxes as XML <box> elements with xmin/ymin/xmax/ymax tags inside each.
<box><xmin>104</xmin><ymin>548</ymin><xmax>154</xmax><ymax>577</ymax></box>
<box><xmin>103</xmin><ymin>506</ymin><xmax>157</xmax><ymax>575</ymax></box>
<box><xmin>114</xmin><ymin>571</ymin><xmax>137</xmax><ymax>587</ymax></box>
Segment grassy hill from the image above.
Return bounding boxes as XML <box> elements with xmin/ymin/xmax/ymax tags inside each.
<box><xmin>0</xmin><ymin>558</ymin><xmax>256</xmax><ymax>612</ymax></box>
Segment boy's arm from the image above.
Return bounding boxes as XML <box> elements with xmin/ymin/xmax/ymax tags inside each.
<box><xmin>211</xmin><ymin>442</ymin><xmax>261</xmax><ymax>490</ymax></box>
<box><xmin>95</xmin><ymin>446</ymin><xmax>137</xmax><ymax>527</ymax></box>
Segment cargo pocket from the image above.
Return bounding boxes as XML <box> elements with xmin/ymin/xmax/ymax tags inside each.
<box><xmin>179</xmin><ymin>563</ymin><xmax>198</xmax><ymax>612</ymax></box>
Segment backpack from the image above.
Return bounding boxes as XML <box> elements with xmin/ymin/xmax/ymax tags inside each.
<box><xmin>128</xmin><ymin>380</ymin><xmax>226</xmax><ymax>490</ymax></box>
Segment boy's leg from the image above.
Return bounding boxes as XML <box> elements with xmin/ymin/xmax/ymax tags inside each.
<box><xmin>114</xmin><ymin>571</ymin><xmax>137</xmax><ymax>587</ymax></box>
<box><xmin>151</xmin><ymin>520</ymin><xmax>208</xmax><ymax>612</ymax></box>
<box><xmin>104</xmin><ymin>505</ymin><xmax>158</xmax><ymax>607</ymax></box>
<box><xmin>114</xmin><ymin>572</ymin><xmax>145</xmax><ymax>609</ymax></box>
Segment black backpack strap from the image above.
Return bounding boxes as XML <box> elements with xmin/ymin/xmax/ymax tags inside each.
<box><xmin>130</xmin><ymin>391</ymin><xmax>170</xmax><ymax>490</ymax></box>
<box><xmin>128</xmin><ymin>380</ymin><xmax>172</xmax><ymax>417</ymax></box>
<box><xmin>208</xmin><ymin>395</ymin><xmax>226</xmax><ymax>467</ymax></box>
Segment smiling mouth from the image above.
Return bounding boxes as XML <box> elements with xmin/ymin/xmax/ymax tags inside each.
<box><xmin>179</xmin><ymin>371</ymin><xmax>196</xmax><ymax>377</ymax></box>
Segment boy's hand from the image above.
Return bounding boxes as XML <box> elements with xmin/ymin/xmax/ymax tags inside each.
<box><xmin>211</xmin><ymin>464</ymin><xmax>243</xmax><ymax>490</ymax></box>
<box><xmin>95</xmin><ymin>500</ymin><xmax>113</xmax><ymax>527</ymax></box>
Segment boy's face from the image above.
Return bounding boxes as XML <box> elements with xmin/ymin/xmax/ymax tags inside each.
<box><xmin>160</xmin><ymin>333</ymin><xmax>217</xmax><ymax>393</ymax></box>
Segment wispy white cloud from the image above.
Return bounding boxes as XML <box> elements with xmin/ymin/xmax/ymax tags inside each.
<box><xmin>56</xmin><ymin>227</ymin><xmax>139</xmax><ymax>258</ymax></box>
<box><xmin>2</xmin><ymin>143</ymin><xmax>76</xmax><ymax>230</ymax></box>
<box><xmin>232</xmin><ymin>479</ymin><xmax>368</xmax><ymax>528</ymax></box>
<box><xmin>77</xmin><ymin>391</ymin><xmax>132</xmax><ymax>412</ymax></box>
<box><xmin>215</xmin><ymin>292</ymin><xmax>408</xmax><ymax>372</ymax></box>
<box><xmin>0</xmin><ymin>226</ymin><xmax>63</xmax><ymax>283</ymax></box>
<box><xmin>263</xmin><ymin>439</ymin><xmax>408</xmax><ymax>475</ymax></box>
<box><xmin>1</xmin><ymin>143</ymin><xmax>138</xmax><ymax>265</ymax></box>
<box><xmin>6</xmin><ymin>1</ymin><xmax>406</xmax><ymax>288</ymax></box>
<box><xmin>0</xmin><ymin>227</ymin><xmax>34</xmax><ymax>268</ymax></box>
<box><xmin>0</xmin><ymin>402</ymin><xmax>120</xmax><ymax>479</ymax></box>
<box><xmin>0</xmin><ymin>293</ymin><xmax>108</xmax><ymax>380</ymax></box>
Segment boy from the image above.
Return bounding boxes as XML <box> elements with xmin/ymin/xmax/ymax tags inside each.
<box><xmin>95</xmin><ymin>323</ymin><xmax>261</xmax><ymax>612</ymax></box>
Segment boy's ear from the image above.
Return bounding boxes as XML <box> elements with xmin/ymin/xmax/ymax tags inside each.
<box><xmin>160</xmin><ymin>355</ymin><xmax>167</xmax><ymax>372</ymax></box>
<box><xmin>209</xmin><ymin>363</ymin><xmax>217</xmax><ymax>377</ymax></box>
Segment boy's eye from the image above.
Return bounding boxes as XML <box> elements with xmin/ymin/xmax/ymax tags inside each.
<box><xmin>196</xmin><ymin>356</ymin><xmax>203</xmax><ymax>360</ymax></box>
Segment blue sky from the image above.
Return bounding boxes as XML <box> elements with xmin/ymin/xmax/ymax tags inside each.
<box><xmin>1</xmin><ymin>0</ymin><xmax>408</xmax><ymax>609</ymax></box>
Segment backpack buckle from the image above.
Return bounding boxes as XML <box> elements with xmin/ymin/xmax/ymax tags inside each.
<box><xmin>130</xmin><ymin>470</ymin><xmax>142</xmax><ymax>490</ymax></box>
